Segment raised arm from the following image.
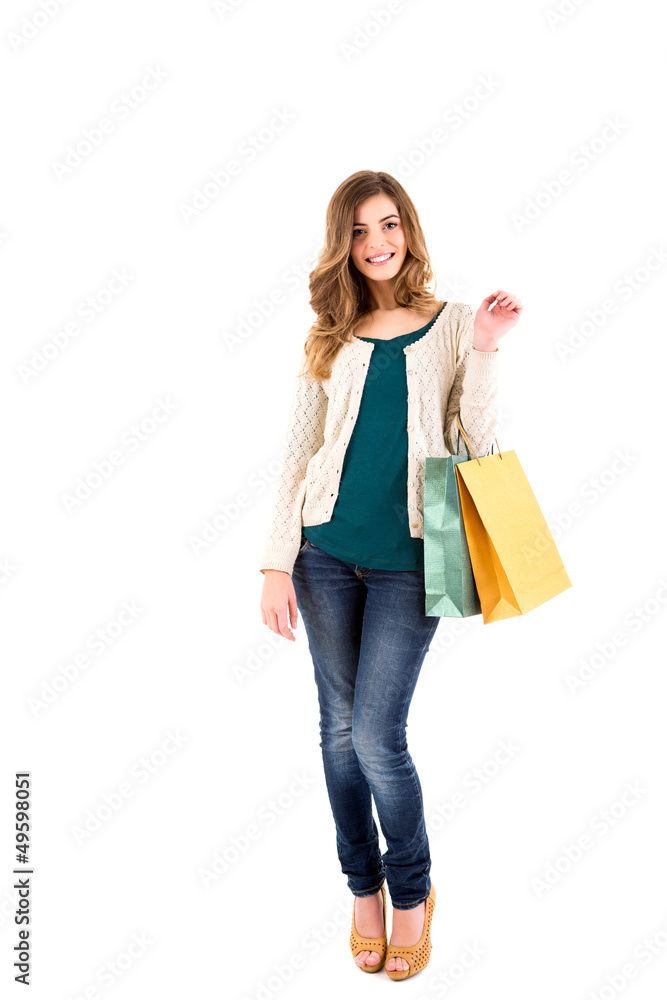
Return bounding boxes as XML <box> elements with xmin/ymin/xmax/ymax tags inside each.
<box><xmin>443</xmin><ymin>302</ymin><xmax>500</xmax><ymax>457</ymax></box>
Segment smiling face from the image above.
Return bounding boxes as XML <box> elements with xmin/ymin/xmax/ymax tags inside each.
<box><xmin>349</xmin><ymin>192</ymin><xmax>407</xmax><ymax>283</ymax></box>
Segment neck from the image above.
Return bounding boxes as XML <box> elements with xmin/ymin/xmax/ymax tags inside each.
<box><xmin>365</xmin><ymin>279</ymin><xmax>401</xmax><ymax>313</ymax></box>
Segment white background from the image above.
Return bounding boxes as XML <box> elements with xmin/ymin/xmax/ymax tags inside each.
<box><xmin>2</xmin><ymin>0</ymin><xmax>666</xmax><ymax>997</ymax></box>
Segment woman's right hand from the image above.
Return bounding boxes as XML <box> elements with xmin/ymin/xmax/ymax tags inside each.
<box><xmin>260</xmin><ymin>570</ymin><xmax>299</xmax><ymax>642</ymax></box>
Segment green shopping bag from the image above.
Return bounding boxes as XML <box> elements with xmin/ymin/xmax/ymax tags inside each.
<box><xmin>423</xmin><ymin>423</ymin><xmax>485</xmax><ymax>618</ymax></box>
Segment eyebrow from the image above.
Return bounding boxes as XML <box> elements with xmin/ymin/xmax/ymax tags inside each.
<box><xmin>352</xmin><ymin>213</ymin><xmax>399</xmax><ymax>226</ymax></box>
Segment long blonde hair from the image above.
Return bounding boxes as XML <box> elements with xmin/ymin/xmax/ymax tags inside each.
<box><xmin>301</xmin><ymin>170</ymin><xmax>444</xmax><ymax>383</ymax></box>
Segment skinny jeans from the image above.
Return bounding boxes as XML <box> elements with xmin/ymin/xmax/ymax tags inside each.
<box><xmin>291</xmin><ymin>532</ymin><xmax>440</xmax><ymax>908</ymax></box>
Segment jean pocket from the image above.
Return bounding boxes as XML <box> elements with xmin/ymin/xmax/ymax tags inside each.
<box><xmin>298</xmin><ymin>533</ymin><xmax>311</xmax><ymax>554</ymax></box>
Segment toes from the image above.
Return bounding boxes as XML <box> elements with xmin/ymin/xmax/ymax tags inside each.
<box><xmin>356</xmin><ymin>949</ymin><xmax>381</xmax><ymax>967</ymax></box>
<box><xmin>386</xmin><ymin>957</ymin><xmax>408</xmax><ymax>971</ymax></box>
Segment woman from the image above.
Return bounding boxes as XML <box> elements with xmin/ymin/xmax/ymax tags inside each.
<box><xmin>259</xmin><ymin>170</ymin><xmax>521</xmax><ymax>980</ymax></box>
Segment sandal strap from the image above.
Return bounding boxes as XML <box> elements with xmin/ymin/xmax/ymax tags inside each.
<box><xmin>386</xmin><ymin>944</ymin><xmax>418</xmax><ymax>959</ymax></box>
<box><xmin>352</xmin><ymin>938</ymin><xmax>386</xmax><ymax>951</ymax></box>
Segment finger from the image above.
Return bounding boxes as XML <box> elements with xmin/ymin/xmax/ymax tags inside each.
<box><xmin>288</xmin><ymin>591</ymin><xmax>298</xmax><ymax>629</ymax></box>
<box><xmin>276</xmin><ymin>606</ymin><xmax>296</xmax><ymax>642</ymax></box>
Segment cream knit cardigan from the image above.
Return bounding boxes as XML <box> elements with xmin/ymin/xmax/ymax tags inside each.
<box><xmin>260</xmin><ymin>300</ymin><xmax>500</xmax><ymax>576</ymax></box>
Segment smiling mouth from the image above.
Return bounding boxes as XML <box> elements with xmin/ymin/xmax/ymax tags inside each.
<box><xmin>366</xmin><ymin>252</ymin><xmax>395</xmax><ymax>265</ymax></box>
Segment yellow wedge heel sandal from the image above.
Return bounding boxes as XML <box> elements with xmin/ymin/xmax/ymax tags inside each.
<box><xmin>350</xmin><ymin>884</ymin><xmax>387</xmax><ymax>973</ymax></box>
<box><xmin>385</xmin><ymin>882</ymin><xmax>436</xmax><ymax>981</ymax></box>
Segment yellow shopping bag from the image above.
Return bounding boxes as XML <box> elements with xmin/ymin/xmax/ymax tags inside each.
<box><xmin>454</xmin><ymin>414</ymin><xmax>572</xmax><ymax>624</ymax></box>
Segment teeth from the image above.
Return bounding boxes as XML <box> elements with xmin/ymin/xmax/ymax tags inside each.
<box><xmin>368</xmin><ymin>253</ymin><xmax>392</xmax><ymax>262</ymax></box>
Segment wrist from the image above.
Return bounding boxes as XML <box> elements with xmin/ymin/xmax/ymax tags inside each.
<box><xmin>472</xmin><ymin>336</ymin><xmax>499</xmax><ymax>352</ymax></box>
<box><xmin>472</xmin><ymin>323</ymin><xmax>499</xmax><ymax>352</ymax></box>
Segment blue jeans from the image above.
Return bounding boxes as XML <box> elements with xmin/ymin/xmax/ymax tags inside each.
<box><xmin>292</xmin><ymin>532</ymin><xmax>440</xmax><ymax>909</ymax></box>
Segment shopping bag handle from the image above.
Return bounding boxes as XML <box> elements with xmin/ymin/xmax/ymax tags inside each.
<box><xmin>457</xmin><ymin>422</ymin><xmax>495</xmax><ymax>459</ymax></box>
<box><xmin>456</xmin><ymin>413</ymin><xmax>503</xmax><ymax>465</ymax></box>
<box><xmin>456</xmin><ymin>420</ymin><xmax>477</xmax><ymax>460</ymax></box>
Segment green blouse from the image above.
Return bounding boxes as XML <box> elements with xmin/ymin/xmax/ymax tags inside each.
<box><xmin>303</xmin><ymin>305</ymin><xmax>445</xmax><ymax>570</ymax></box>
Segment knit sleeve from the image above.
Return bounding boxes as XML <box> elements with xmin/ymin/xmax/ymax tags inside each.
<box><xmin>444</xmin><ymin>302</ymin><xmax>500</xmax><ymax>457</ymax></box>
<box><xmin>259</xmin><ymin>349</ymin><xmax>328</xmax><ymax>576</ymax></box>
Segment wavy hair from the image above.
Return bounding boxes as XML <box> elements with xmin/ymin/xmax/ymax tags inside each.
<box><xmin>300</xmin><ymin>170</ymin><xmax>444</xmax><ymax>383</ymax></box>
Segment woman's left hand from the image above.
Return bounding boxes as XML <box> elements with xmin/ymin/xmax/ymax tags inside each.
<box><xmin>473</xmin><ymin>290</ymin><xmax>523</xmax><ymax>350</ymax></box>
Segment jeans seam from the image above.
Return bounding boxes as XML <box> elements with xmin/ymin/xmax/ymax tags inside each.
<box><xmin>351</xmin><ymin>876</ymin><xmax>385</xmax><ymax>898</ymax></box>
<box><xmin>391</xmin><ymin>888</ymin><xmax>430</xmax><ymax>909</ymax></box>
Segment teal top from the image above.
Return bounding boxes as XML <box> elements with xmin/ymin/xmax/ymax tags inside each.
<box><xmin>303</xmin><ymin>305</ymin><xmax>445</xmax><ymax>570</ymax></box>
